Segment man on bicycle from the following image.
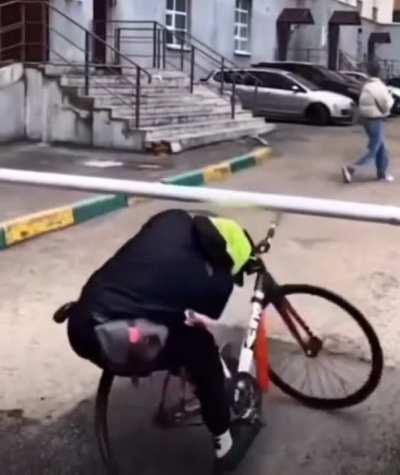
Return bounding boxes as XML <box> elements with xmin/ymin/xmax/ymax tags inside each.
<box><xmin>63</xmin><ymin>209</ymin><xmax>260</xmax><ymax>472</ymax></box>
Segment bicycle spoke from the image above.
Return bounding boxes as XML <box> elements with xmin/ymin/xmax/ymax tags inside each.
<box><xmin>317</xmin><ymin>358</ymin><xmax>344</xmax><ymax>398</ymax></box>
<box><xmin>317</xmin><ymin>358</ymin><xmax>351</xmax><ymax>397</ymax></box>
<box><xmin>324</xmin><ymin>353</ymin><xmax>363</xmax><ymax>383</ymax></box>
<box><xmin>314</xmin><ymin>359</ymin><xmax>330</xmax><ymax>398</ymax></box>
<box><xmin>299</xmin><ymin>359</ymin><xmax>312</xmax><ymax>394</ymax></box>
<box><xmin>275</xmin><ymin>348</ymin><xmax>301</xmax><ymax>378</ymax></box>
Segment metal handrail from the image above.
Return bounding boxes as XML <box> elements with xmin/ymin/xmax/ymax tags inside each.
<box><xmin>49</xmin><ymin>2</ymin><xmax>152</xmax><ymax>82</ymax></box>
<box><xmin>0</xmin><ymin>20</ymin><xmax>23</xmax><ymax>35</ymax></box>
<box><xmin>110</xmin><ymin>20</ymin><xmax>249</xmax><ymax>71</ymax></box>
<box><xmin>0</xmin><ymin>0</ymin><xmax>152</xmax><ymax>128</ymax></box>
<box><xmin>110</xmin><ymin>20</ymin><xmax>260</xmax><ymax>120</ymax></box>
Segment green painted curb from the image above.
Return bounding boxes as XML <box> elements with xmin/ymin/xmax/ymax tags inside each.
<box><xmin>0</xmin><ymin>228</ymin><xmax>6</xmax><ymax>250</ymax></box>
<box><xmin>229</xmin><ymin>154</ymin><xmax>257</xmax><ymax>173</ymax></box>
<box><xmin>73</xmin><ymin>194</ymin><xmax>128</xmax><ymax>224</ymax></box>
<box><xmin>163</xmin><ymin>170</ymin><xmax>205</xmax><ymax>186</ymax></box>
<box><xmin>161</xmin><ymin>148</ymin><xmax>267</xmax><ymax>186</ymax></box>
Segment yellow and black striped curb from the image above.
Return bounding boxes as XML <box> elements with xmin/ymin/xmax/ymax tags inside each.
<box><xmin>0</xmin><ymin>146</ymin><xmax>271</xmax><ymax>250</ymax></box>
<box><xmin>162</xmin><ymin>147</ymin><xmax>271</xmax><ymax>186</ymax></box>
<box><xmin>0</xmin><ymin>195</ymin><xmax>127</xmax><ymax>250</ymax></box>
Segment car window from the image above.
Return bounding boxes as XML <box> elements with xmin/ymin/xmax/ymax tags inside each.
<box><xmin>242</xmin><ymin>72</ymin><xmax>257</xmax><ymax>86</ymax></box>
<box><xmin>287</xmin><ymin>73</ymin><xmax>318</xmax><ymax>91</ymax></box>
<box><xmin>251</xmin><ymin>71</ymin><xmax>298</xmax><ymax>90</ymax></box>
<box><xmin>388</xmin><ymin>78</ymin><xmax>400</xmax><ymax>87</ymax></box>
<box><xmin>296</xmin><ymin>67</ymin><xmax>323</xmax><ymax>83</ymax></box>
<box><xmin>317</xmin><ymin>67</ymin><xmax>348</xmax><ymax>84</ymax></box>
<box><xmin>213</xmin><ymin>71</ymin><xmax>233</xmax><ymax>84</ymax></box>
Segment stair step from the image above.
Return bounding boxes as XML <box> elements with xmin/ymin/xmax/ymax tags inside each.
<box><xmin>146</xmin><ymin>122</ymin><xmax>274</xmax><ymax>150</ymax></box>
<box><xmin>92</xmin><ymin>95</ymin><xmax>230</xmax><ymax>108</ymax></box>
<box><xmin>112</xmin><ymin>104</ymin><xmax>233</xmax><ymax>117</ymax></box>
<box><xmin>62</xmin><ymin>76</ymin><xmax>185</xmax><ymax>90</ymax></box>
<box><xmin>116</xmin><ymin>110</ymin><xmax>251</xmax><ymax>127</ymax></box>
<box><xmin>143</xmin><ymin>117</ymin><xmax>262</xmax><ymax>137</ymax></box>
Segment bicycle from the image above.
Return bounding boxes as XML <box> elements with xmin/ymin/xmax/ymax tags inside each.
<box><xmin>55</xmin><ymin>219</ymin><xmax>384</xmax><ymax>474</ymax></box>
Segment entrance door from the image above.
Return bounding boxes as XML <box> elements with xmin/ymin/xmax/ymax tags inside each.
<box><xmin>0</xmin><ymin>0</ymin><xmax>48</xmax><ymax>63</ymax></box>
<box><xmin>93</xmin><ymin>0</ymin><xmax>108</xmax><ymax>65</ymax></box>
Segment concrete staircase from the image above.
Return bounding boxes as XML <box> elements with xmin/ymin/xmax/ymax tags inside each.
<box><xmin>59</xmin><ymin>69</ymin><xmax>272</xmax><ymax>152</ymax></box>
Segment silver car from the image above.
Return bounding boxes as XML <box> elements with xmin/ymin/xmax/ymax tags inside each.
<box><xmin>207</xmin><ymin>68</ymin><xmax>355</xmax><ymax>125</ymax></box>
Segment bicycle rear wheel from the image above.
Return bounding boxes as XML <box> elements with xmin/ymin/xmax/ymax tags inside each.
<box><xmin>266</xmin><ymin>285</ymin><xmax>383</xmax><ymax>410</ymax></box>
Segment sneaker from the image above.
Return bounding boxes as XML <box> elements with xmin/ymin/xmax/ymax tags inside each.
<box><xmin>214</xmin><ymin>420</ymin><xmax>261</xmax><ymax>473</ymax></box>
<box><xmin>378</xmin><ymin>174</ymin><xmax>395</xmax><ymax>183</ymax></box>
<box><xmin>341</xmin><ymin>166</ymin><xmax>354</xmax><ymax>184</ymax></box>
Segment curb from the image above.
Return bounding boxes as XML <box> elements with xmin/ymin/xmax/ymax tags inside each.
<box><xmin>0</xmin><ymin>195</ymin><xmax>128</xmax><ymax>250</ymax></box>
<box><xmin>0</xmin><ymin>146</ymin><xmax>271</xmax><ymax>250</ymax></box>
<box><xmin>162</xmin><ymin>146</ymin><xmax>271</xmax><ymax>186</ymax></box>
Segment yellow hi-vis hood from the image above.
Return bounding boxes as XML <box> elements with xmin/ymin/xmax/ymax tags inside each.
<box><xmin>210</xmin><ymin>217</ymin><xmax>252</xmax><ymax>275</ymax></box>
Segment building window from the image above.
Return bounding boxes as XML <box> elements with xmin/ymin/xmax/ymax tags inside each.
<box><xmin>356</xmin><ymin>0</ymin><xmax>362</xmax><ymax>14</ymax></box>
<box><xmin>166</xmin><ymin>0</ymin><xmax>189</xmax><ymax>47</ymax></box>
<box><xmin>234</xmin><ymin>0</ymin><xmax>251</xmax><ymax>54</ymax></box>
<box><xmin>394</xmin><ymin>10</ymin><xmax>400</xmax><ymax>22</ymax></box>
<box><xmin>372</xmin><ymin>6</ymin><xmax>378</xmax><ymax>21</ymax></box>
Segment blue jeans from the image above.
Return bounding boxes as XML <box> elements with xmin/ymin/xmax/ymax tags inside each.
<box><xmin>354</xmin><ymin>118</ymin><xmax>389</xmax><ymax>178</ymax></box>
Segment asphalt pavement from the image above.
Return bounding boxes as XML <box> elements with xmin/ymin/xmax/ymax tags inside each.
<box><xmin>0</xmin><ymin>138</ymin><xmax>263</xmax><ymax>222</ymax></box>
<box><xmin>1</xmin><ymin>120</ymin><xmax>400</xmax><ymax>474</ymax></box>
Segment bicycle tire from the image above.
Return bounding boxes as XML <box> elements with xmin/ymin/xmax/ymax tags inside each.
<box><xmin>95</xmin><ymin>371</ymin><xmax>119</xmax><ymax>475</ymax></box>
<box><xmin>268</xmin><ymin>284</ymin><xmax>384</xmax><ymax>410</ymax></box>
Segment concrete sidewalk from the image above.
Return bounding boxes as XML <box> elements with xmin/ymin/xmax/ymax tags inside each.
<box><xmin>0</xmin><ymin>138</ymin><xmax>271</xmax><ymax>249</ymax></box>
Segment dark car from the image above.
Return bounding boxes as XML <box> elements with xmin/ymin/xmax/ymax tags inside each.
<box><xmin>252</xmin><ymin>62</ymin><xmax>362</xmax><ymax>102</ymax></box>
<box><xmin>388</xmin><ymin>77</ymin><xmax>400</xmax><ymax>88</ymax></box>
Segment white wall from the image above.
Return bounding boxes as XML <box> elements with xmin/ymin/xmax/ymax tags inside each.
<box><xmin>49</xmin><ymin>0</ymin><xmax>94</xmax><ymax>64</ymax></box>
<box><xmin>109</xmin><ymin>0</ymin><xmax>282</xmax><ymax>70</ymax></box>
<box><xmin>337</xmin><ymin>0</ymin><xmax>395</xmax><ymax>23</ymax></box>
<box><xmin>0</xmin><ymin>81</ymin><xmax>25</xmax><ymax>142</ymax></box>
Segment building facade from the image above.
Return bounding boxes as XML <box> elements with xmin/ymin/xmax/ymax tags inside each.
<box><xmin>0</xmin><ymin>0</ymin><xmax>399</xmax><ymax>72</ymax></box>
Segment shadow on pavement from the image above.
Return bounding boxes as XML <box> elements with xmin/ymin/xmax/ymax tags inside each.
<box><xmin>0</xmin><ymin>373</ymin><xmax>215</xmax><ymax>475</ymax></box>
<box><xmin>2</xmin><ymin>334</ymin><xmax>400</xmax><ymax>475</ymax></box>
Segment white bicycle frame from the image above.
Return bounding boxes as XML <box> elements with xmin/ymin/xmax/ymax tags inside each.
<box><xmin>238</xmin><ymin>289</ymin><xmax>265</xmax><ymax>374</ymax></box>
<box><xmin>219</xmin><ymin>287</ymin><xmax>266</xmax><ymax>381</ymax></box>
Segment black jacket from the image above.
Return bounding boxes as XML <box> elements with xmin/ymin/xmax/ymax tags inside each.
<box><xmin>78</xmin><ymin>210</ymin><xmax>234</xmax><ymax>325</ymax></box>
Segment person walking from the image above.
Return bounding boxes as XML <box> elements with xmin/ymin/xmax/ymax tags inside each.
<box><xmin>342</xmin><ymin>63</ymin><xmax>394</xmax><ymax>183</ymax></box>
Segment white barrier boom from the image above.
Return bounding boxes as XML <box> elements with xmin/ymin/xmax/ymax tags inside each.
<box><xmin>1</xmin><ymin>168</ymin><xmax>400</xmax><ymax>225</ymax></box>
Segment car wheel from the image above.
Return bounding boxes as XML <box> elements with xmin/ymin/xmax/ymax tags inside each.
<box><xmin>306</xmin><ymin>103</ymin><xmax>331</xmax><ymax>126</ymax></box>
<box><xmin>392</xmin><ymin>98</ymin><xmax>400</xmax><ymax>115</ymax></box>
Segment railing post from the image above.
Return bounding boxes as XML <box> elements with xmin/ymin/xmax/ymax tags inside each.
<box><xmin>135</xmin><ymin>66</ymin><xmax>141</xmax><ymax>128</ymax></box>
<box><xmin>162</xmin><ymin>28</ymin><xmax>166</xmax><ymax>69</ymax></box>
<box><xmin>21</xmin><ymin>3</ymin><xmax>26</xmax><ymax>62</ymax></box>
<box><xmin>231</xmin><ymin>74</ymin><xmax>236</xmax><ymax>120</ymax></box>
<box><xmin>157</xmin><ymin>28</ymin><xmax>162</xmax><ymax>69</ymax></box>
<box><xmin>115</xmin><ymin>28</ymin><xmax>121</xmax><ymax>66</ymax></box>
<box><xmin>190</xmin><ymin>45</ymin><xmax>195</xmax><ymax>93</ymax></box>
<box><xmin>220</xmin><ymin>58</ymin><xmax>225</xmax><ymax>96</ymax></box>
<box><xmin>41</xmin><ymin>2</ymin><xmax>47</xmax><ymax>62</ymax></box>
<box><xmin>84</xmin><ymin>31</ymin><xmax>90</xmax><ymax>96</ymax></box>
<box><xmin>180</xmin><ymin>32</ymin><xmax>185</xmax><ymax>71</ymax></box>
<box><xmin>152</xmin><ymin>22</ymin><xmax>157</xmax><ymax>68</ymax></box>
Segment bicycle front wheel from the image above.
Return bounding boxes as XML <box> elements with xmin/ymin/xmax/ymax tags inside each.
<box><xmin>266</xmin><ymin>285</ymin><xmax>383</xmax><ymax>410</ymax></box>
